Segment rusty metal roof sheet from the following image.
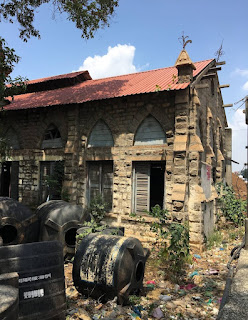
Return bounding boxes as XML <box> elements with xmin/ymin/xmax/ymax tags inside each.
<box><xmin>5</xmin><ymin>59</ymin><xmax>213</xmax><ymax>111</ymax></box>
<box><xmin>27</xmin><ymin>70</ymin><xmax>92</xmax><ymax>84</ymax></box>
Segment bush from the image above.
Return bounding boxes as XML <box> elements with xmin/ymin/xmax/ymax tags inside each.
<box><xmin>86</xmin><ymin>195</ymin><xmax>108</xmax><ymax>224</ymax></box>
<box><xmin>147</xmin><ymin>205</ymin><xmax>190</xmax><ymax>275</ymax></box>
<box><xmin>216</xmin><ymin>183</ymin><xmax>246</xmax><ymax>226</ymax></box>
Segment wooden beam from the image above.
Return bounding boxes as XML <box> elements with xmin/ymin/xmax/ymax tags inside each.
<box><xmin>216</xmin><ymin>61</ymin><xmax>226</xmax><ymax>66</ymax></box>
<box><xmin>194</xmin><ymin>83</ymin><xmax>209</xmax><ymax>89</ymax></box>
<box><xmin>219</xmin><ymin>84</ymin><xmax>230</xmax><ymax>89</ymax></box>
<box><xmin>209</xmin><ymin>67</ymin><xmax>222</xmax><ymax>72</ymax></box>
<box><xmin>223</xmin><ymin>104</ymin><xmax>233</xmax><ymax>108</ymax></box>
<box><xmin>201</xmin><ymin>73</ymin><xmax>216</xmax><ymax>79</ymax></box>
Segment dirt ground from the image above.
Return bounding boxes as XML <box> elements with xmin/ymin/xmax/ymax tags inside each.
<box><xmin>232</xmin><ymin>173</ymin><xmax>247</xmax><ymax>201</ymax></box>
<box><xmin>64</xmin><ymin>225</ymin><xmax>244</xmax><ymax>320</ymax></box>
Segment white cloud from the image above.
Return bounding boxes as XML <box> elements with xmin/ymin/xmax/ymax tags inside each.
<box><xmin>233</xmin><ymin>68</ymin><xmax>248</xmax><ymax>92</ymax></box>
<box><xmin>243</xmin><ymin>81</ymin><xmax>248</xmax><ymax>91</ymax></box>
<box><xmin>229</xmin><ymin>109</ymin><xmax>247</xmax><ymax>171</ymax></box>
<box><xmin>234</xmin><ymin>68</ymin><xmax>248</xmax><ymax>77</ymax></box>
<box><xmin>77</xmin><ymin>44</ymin><xmax>138</xmax><ymax>79</ymax></box>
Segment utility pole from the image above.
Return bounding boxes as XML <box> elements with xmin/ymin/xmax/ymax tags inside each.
<box><xmin>244</xmin><ymin>97</ymin><xmax>248</xmax><ymax>248</ymax></box>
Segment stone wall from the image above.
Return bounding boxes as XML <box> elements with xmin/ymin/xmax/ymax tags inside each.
<box><xmin>2</xmin><ymin>81</ymin><xmax>228</xmax><ymax>248</ymax></box>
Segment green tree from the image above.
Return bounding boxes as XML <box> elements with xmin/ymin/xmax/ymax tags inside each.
<box><xmin>0</xmin><ymin>0</ymin><xmax>119</xmax><ymax>42</ymax></box>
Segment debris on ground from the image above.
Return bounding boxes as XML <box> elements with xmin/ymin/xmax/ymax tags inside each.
<box><xmin>65</xmin><ymin>226</ymin><xmax>243</xmax><ymax>319</ymax></box>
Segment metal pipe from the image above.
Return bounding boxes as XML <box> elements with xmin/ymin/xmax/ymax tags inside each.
<box><xmin>245</xmin><ymin>219</ymin><xmax>248</xmax><ymax>250</ymax></box>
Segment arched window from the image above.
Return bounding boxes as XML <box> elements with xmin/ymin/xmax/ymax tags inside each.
<box><xmin>41</xmin><ymin>124</ymin><xmax>63</xmax><ymax>149</ymax></box>
<box><xmin>88</xmin><ymin>120</ymin><xmax>114</xmax><ymax>147</ymax></box>
<box><xmin>5</xmin><ymin>127</ymin><xmax>20</xmax><ymax>150</ymax></box>
<box><xmin>134</xmin><ymin>115</ymin><xmax>166</xmax><ymax>146</ymax></box>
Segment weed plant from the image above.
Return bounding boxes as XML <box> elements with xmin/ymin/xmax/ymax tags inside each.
<box><xmin>216</xmin><ymin>183</ymin><xmax>246</xmax><ymax>226</ymax></box>
<box><xmin>146</xmin><ymin>205</ymin><xmax>190</xmax><ymax>279</ymax></box>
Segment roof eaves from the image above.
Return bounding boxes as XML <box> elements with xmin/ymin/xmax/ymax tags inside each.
<box><xmin>191</xmin><ymin>59</ymin><xmax>215</xmax><ymax>88</ymax></box>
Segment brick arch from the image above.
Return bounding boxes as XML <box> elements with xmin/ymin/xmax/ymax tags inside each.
<box><xmin>133</xmin><ymin>114</ymin><xmax>167</xmax><ymax>146</ymax></box>
<box><xmin>128</xmin><ymin>105</ymin><xmax>172</xmax><ymax>135</ymax></box>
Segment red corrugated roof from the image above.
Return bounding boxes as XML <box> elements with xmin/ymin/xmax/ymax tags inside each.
<box><xmin>27</xmin><ymin>70</ymin><xmax>91</xmax><ymax>84</ymax></box>
<box><xmin>5</xmin><ymin>59</ymin><xmax>213</xmax><ymax>111</ymax></box>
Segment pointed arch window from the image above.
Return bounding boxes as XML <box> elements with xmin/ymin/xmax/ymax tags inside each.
<box><xmin>134</xmin><ymin>115</ymin><xmax>166</xmax><ymax>146</ymax></box>
<box><xmin>88</xmin><ymin>120</ymin><xmax>114</xmax><ymax>147</ymax></box>
<box><xmin>5</xmin><ymin>127</ymin><xmax>20</xmax><ymax>150</ymax></box>
<box><xmin>41</xmin><ymin>124</ymin><xmax>63</xmax><ymax>149</ymax></box>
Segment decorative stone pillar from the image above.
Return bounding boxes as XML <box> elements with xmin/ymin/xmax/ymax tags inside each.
<box><xmin>187</xmin><ymin>89</ymin><xmax>206</xmax><ymax>252</ymax></box>
<box><xmin>175</xmin><ymin>49</ymin><xmax>196</xmax><ymax>84</ymax></box>
<box><xmin>64</xmin><ymin>107</ymin><xmax>80</xmax><ymax>204</ymax></box>
<box><xmin>172</xmin><ymin>90</ymin><xmax>189</xmax><ymax>220</ymax></box>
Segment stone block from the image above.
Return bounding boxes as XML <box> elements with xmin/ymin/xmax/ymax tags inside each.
<box><xmin>172</xmin><ymin>183</ymin><xmax>186</xmax><ymax>201</ymax></box>
<box><xmin>189</xmin><ymin>222</ymin><xmax>202</xmax><ymax>233</ymax></box>
<box><xmin>189</xmin><ymin>134</ymin><xmax>204</xmax><ymax>152</ymax></box>
<box><xmin>189</xmin><ymin>231</ymin><xmax>204</xmax><ymax>244</ymax></box>
<box><xmin>173</xmin><ymin>135</ymin><xmax>187</xmax><ymax>151</ymax></box>
<box><xmin>174</xmin><ymin>175</ymin><xmax>187</xmax><ymax>184</ymax></box>
<box><xmin>175</xmin><ymin>91</ymin><xmax>189</xmax><ymax>104</ymax></box>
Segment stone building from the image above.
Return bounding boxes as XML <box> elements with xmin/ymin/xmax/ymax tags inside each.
<box><xmin>1</xmin><ymin>50</ymin><xmax>232</xmax><ymax>250</ymax></box>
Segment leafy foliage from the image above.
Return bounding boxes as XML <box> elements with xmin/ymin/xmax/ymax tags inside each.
<box><xmin>76</xmin><ymin>196</ymin><xmax>110</xmax><ymax>246</ymax></box>
<box><xmin>0</xmin><ymin>38</ymin><xmax>27</xmax><ymax>161</ymax></box>
<box><xmin>0</xmin><ymin>0</ymin><xmax>119</xmax><ymax>41</ymax></box>
<box><xmin>146</xmin><ymin>205</ymin><xmax>190</xmax><ymax>275</ymax></box>
<box><xmin>216</xmin><ymin>183</ymin><xmax>246</xmax><ymax>226</ymax></box>
<box><xmin>45</xmin><ymin>161</ymin><xmax>65</xmax><ymax>200</ymax></box>
<box><xmin>0</xmin><ymin>37</ymin><xmax>27</xmax><ymax>102</ymax></box>
<box><xmin>76</xmin><ymin>218</ymin><xmax>106</xmax><ymax>242</ymax></box>
<box><xmin>86</xmin><ymin>194</ymin><xmax>108</xmax><ymax>223</ymax></box>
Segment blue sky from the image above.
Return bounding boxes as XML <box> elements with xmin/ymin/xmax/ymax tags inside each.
<box><xmin>2</xmin><ymin>0</ymin><xmax>248</xmax><ymax>171</ymax></box>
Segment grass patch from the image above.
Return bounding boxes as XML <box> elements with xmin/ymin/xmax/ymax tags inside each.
<box><xmin>206</xmin><ymin>229</ymin><xmax>223</xmax><ymax>249</ymax></box>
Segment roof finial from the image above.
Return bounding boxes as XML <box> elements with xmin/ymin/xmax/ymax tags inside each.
<box><xmin>178</xmin><ymin>32</ymin><xmax>192</xmax><ymax>50</ymax></box>
<box><xmin>215</xmin><ymin>40</ymin><xmax>224</xmax><ymax>62</ymax></box>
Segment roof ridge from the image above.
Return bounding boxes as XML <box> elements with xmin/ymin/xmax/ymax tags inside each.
<box><xmin>27</xmin><ymin>70</ymin><xmax>88</xmax><ymax>84</ymax></box>
<box><xmin>90</xmin><ymin>59</ymin><xmax>214</xmax><ymax>81</ymax></box>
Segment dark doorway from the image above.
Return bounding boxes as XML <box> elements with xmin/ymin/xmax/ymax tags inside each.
<box><xmin>150</xmin><ymin>163</ymin><xmax>165</xmax><ymax>210</ymax></box>
<box><xmin>0</xmin><ymin>162</ymin><xmax>19</xmax><ymax>200</ymax></box>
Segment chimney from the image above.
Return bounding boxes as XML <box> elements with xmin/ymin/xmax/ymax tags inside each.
<box><xmin>175</xmin><ymin>49</ymin><xmax>196</xmax><ymax>83</ymax></box>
